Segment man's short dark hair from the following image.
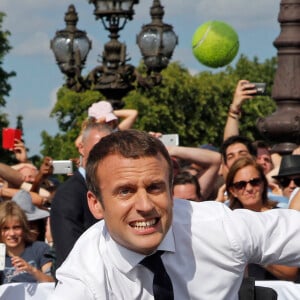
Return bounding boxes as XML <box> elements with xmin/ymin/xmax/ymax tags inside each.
<box><xmin>173</xmin><ymin>171</ymin><xmax>202</xmax><ymax>201</ymax></box>
<box><xmin>252</xmin><ymin>140</ymin><xmax>271</xmax><ymax>154</ymax></box>
<box><xmin>221</xmin><ymin>135</ymin><xmax>257</xmax><ymax>164</ymax></box>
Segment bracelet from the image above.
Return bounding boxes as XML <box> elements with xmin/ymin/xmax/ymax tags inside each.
<box><xmin>228</xmin><ymin>112</ymin><xmax>240</xmax><ymax>120</ymax></box>
<box><xmin>229</xmin><ymin>104</ymin><xmax>241</xmax><ymax>114</ymax></box>
<box><xmin>229</xmin><ymin>104</ymin><xmax>241</xmax><ymax>119</ymax></box>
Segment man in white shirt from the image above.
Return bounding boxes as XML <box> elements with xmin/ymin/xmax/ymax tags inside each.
<box><xmin>51</xmin><ymin>130</ymin><xmax>300</xmax><ymax>300</ymax></box>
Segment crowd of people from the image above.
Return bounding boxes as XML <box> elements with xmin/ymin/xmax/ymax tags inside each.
<box><xmin>1</xmin><ymin>84</ymin><xmax>300</xmax><ymax>299</ymax></box>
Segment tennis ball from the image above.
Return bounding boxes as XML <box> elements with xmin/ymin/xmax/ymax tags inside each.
<box><xmin>192</xmin><ymin>20</ymin><xmax>239</xmax><ymax>68</ymax></box>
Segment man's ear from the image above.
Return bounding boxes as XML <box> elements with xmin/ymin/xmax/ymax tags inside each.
<box><xmin>87</xmin><ymin>191</ymin><xmax>104</xmax><ymax>219</ymax></box>
<box><xmin>219</xmin><ymin>161</ymin><xmax>229</xmax><ymax>178</ymax></box>
<box><xmin>78</xmin><ymin>141</ymin><xmax>84</xmax><ymax>157</ymax></box>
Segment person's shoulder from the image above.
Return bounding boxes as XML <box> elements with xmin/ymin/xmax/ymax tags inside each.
<box><xmin>51</xmin><ymin>171</ymin><xmax>86</xmax><ymax>205</ymax></box>
<box><xmin>57</xmin><ymin>170</ymin><xmax>85</xmax><ymax>187</ymax></box>
<box><xmin>58</xmin><ymin>220</ymin><xmax>105</xmax><ymax>270</ymax></box>
<box><xmin>72</xmin><ymin>220</ymin><xmax>105</xmax><ymax>249</ymax></box>
<box><xmin>30</xmin><ymin>240</ymin><xmax>51</xmax><ymax>250</ymax></box>
<box><xmin>24</xmin><ymin>241</ymin><xmax>51</xmax><ymax>257</ymax></box>
<box><xmin>173</xmin><ymin>199</ymin><xmax>230</xmax><ymax>223</ymax></box>
<box><xmin>55</xmin><ymin>221</ymin><xmax>107</xmax><ymax>293</ymax></box>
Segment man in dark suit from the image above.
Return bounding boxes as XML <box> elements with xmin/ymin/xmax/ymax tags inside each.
<box><xmin>50</xmin><ymin>122</ymin><xmax>112</xmax><ymax>270</ymax></box>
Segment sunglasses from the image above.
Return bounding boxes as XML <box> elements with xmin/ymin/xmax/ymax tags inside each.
<box><xmin>231</xmin><ymin>177</ymin><xmax>262</xmax><ymax>191</ymax></box>
<box><xmin>277</xmin><ymin>177</ymin><xmax>300</xmax><ymax>188</ymax></box>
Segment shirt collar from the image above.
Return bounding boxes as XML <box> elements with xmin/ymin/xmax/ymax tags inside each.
<box><xmin>78</xmin><ymin>166</ymin><xmax>86</xmax><ymax>179</ymax></box>
<box><xmin>104</xmin><ymin>224</ymin><xmax>175</xmax><ymax>274</ymax></box>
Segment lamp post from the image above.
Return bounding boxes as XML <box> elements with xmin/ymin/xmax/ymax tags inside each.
<box><xmin>257</xmin><ymin>0</ymin><xmax>300</xmax><ymax>154</ymax></box>
<box><xmin>50</xmin><ymin>0</ymin><xmax>177</xmax><ymax>108</ymax></box>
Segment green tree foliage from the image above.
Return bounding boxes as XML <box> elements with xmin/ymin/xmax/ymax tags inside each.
<box><xmin>0</xmin><ymin>12</ymin><xmax>15</xmax><ymax>106</ymax></box>
<box><xmin>40</xmin><ymin>88</ymin><xmax>104</xmax><ymax>159</ymax></box>
<box><xmin>127</xmin><ymin>54</ymin><xmax>276</xmax><ymax>147</ymax></box>
<box><xmin>0</xmin><ymin>12</ymin><xmax>17</xmax><ymax>164</ymax></box>
<box><xmin>41</xmin><ymin>55</ymin><xmax>277</xmax><ymax>158</ymax></box>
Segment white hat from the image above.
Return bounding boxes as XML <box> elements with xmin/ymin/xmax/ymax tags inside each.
<box><xmin>88</xmin><ymin>101</ymin><xmax>118</xmax><ymax>122</ymax></box>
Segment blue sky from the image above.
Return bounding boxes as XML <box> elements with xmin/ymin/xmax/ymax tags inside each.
<box><xmin>1</xmin><ymin>0</ymin><xmax>280</xmax><ymax>156</ymax></box>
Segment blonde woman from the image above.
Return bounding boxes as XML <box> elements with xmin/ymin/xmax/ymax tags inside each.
<box><xmin>0</xmin><ymin>201</ymin><xmax>54</xmax><ymax>283</ymax></box>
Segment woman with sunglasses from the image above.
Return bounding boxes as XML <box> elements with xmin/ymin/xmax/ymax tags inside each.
<box><xmin>226</xmin><ymin>156</ymin><xmax>277</xmax><ymax>211</ymax></box>
<box><xmin>226</xmin><ymin>157</ymin><xmax>298</xmax><ymax>281</ymax></box>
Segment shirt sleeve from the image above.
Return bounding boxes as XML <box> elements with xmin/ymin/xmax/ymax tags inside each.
<box><xmin>48</xmin><ymin>279</ymin><xmax>95</xmax><ymax>300</ymax></box>
<box><xmin>31</xmin><ymin>241</ymin><xmax>52</xmax><ymax>268</ymax></box>
<box><xmin>224</xmin><ymin>208</ymin><xmax>300</xmax><ymax>266</ymax></box>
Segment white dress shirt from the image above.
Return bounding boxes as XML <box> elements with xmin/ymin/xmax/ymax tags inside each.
<box><xmin>289</xmin><ymin>186</ymin><xmax>299</xmax><ymax>205</ymax></box>
<box><xmin>50</xmin><ymin>200</ymin><xmax>300</xmax><ymax>300</ymax></box>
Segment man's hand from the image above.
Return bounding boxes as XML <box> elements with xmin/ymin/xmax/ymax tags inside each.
<box><xmin>39</xmin><ymin>157</ymin><xmax>53</xmax><ymax>177</ymax></box>
<box><xmin>12</xmin><ymin>139</ymin><xmax>28</xmax><ymax>163</ymax></box>
<box><xmin>231</xmin><ymin>80</ymin><xmax>257</xmax><ymax>111</ymax></box>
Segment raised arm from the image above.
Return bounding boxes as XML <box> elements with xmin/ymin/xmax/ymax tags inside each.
<box><xmin>30</xmin><ymin>156</ymin><xmax>53</xmax><ymax>193</ymax></box>
<box><xmin>0</xmin><ymin>162</ymin><xmax>25</xmax><ymax>188</ymax></box>
<box><xmin>167</xmin><ymin>146</ymin><xmax>221</xmax><ymax>200</ymax></box>
<box><xmin>223</xmin><ymin>80</ymin><xmax>257</xmax><ymax>141</ymax></box>
<box><xmin>12</xmin><ymin>139</ymin><xmax>28</xmax><ymax>163</ymax></box>
<box><xmin>1</xmin><ymin>187</ymin><xmax>45</xmax><ymax>207</ymax></box>
<box><xmin>114</xmin><ymin>109</ymin><xmax>138</xmax><ymax>131</ymax></box>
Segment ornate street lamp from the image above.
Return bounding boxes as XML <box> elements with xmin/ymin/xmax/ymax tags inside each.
<box><xmin>257</xmin><ymin>0</ymin><xmax>300</xmax><ymax>154</ymax></box>
<box><xmin>50</xmin><ymin>5</ymin><xmax>92</xmax><ymax>92</ymax></box>
<box><xmin>137</xmin><ymin>0</ymin><xmax>178</xmax><ymax>84</ymax></box>
<box><xmin>50</xmin><ymin>0</ymin><xmax>177</xmax><ymax>108</ymax></box>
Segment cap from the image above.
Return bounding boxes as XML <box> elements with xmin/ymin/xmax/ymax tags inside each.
<box><xmin>272</xmin><ymin>154</ymin><xmax>300</xmax><ymax>179</ymax></box>
<box><xmin>12</xmin><ymin>190</ymin><xmax>49</xmax><ymax>221</ymax></box>
<box><xmin>88</xmin><ymin>101</ymin><xmax>118</xmax><ymax>123</ymax></box>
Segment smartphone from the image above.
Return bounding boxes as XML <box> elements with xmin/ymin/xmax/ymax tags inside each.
<box><xmin>248</xmin><ymin>82</ymin><xmax>267</xmax><ymax>95</ymax></box>
<box><xmin>159</xmin><ymin>134</ymin><xmax>179</xmax><ymax>146</ymax></box>
<box><xmin>52</xmin><ymin>160</ymin><xmax>73</xmax><ymax>174</ymax></box>
<box><xmin>2</xmin><ymin>128</ymin><xmax>22</xmax><ymax>150</ymax></box>
<box><xmin>0</xmin><ymin>243</ymin><xmax>5</xmax><ymax>271</ymax></box>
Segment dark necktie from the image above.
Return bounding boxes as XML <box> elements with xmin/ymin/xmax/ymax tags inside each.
<box><xmin>140</xmin><ymin>250</ymin><xmax>174</xmax><ymax>300</ymax></box>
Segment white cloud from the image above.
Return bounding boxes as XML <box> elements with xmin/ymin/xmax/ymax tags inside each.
<box><xmin>12</xmin><ymin>32</ymin><xmax>51</xmax><ymax>56</ymax></box>
<box><xmin>5</xmin><ymin>94</ymin><xmax>54</xmax><ymax>130</ymax></box>
<box><xmin>160</xmin><ymin>0</ymin><xmax>280</xmax><ymax>29</ymax></box>
<box><xmin>2</xmin><ymin>0</ymin><xmax>70</xmax><ymax>31</ymax></box>
<box><xmin>23</xmin><ymin>86</ymin><xmax>59</xmax><ymax>123</ymax></box>
<box><xmin>201</xmin><ymin>0</ymin><xmax>279</xmax><ymax>29</ymax></box>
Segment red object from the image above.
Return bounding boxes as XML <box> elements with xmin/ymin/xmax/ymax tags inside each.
<box><xmin>2</xmin><ymin>128</ymin><xmax>22</xmax><ymax>150</ymax></box>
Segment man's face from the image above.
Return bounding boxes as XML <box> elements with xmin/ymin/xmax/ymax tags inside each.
<box><xmin>278</xmin><ymin>176</ymin><xmax>300</xmax><ymax>198</ymax></box>
<box><xmin>173</xmin><ymin>183</ymin><xmax>201</xmax><ymax>202</ymax></box>
<box><xmin>256</xmin><ymin>148</ymin><xmax>273</xmax><ymax>174</ymax></box>
<box><xmin>1</xmin><ymin>217</ymin><xmax>24</xmax><ymax>250</ymax></box>
<box><xmin>222</xmin><ymin>143</ymin><xmax>252</xmax><ymax>178</ymax></box>
<box><xmin>226</xmin><ymin>143</ymin><xmax>251</xmax><ymax>168</ymax></box>
<box><xmin>20</xmin><ymin>166</ymin><xmax>38</xmax><ymax>183</ymax></box>
<box><xmin>96</xmin><ymin>153</ymin><xmax>173</xmax><ymax>255</ymax></box>
<box><xmin>229</xmin><ymin>165</ymin><xmax>263</xmax><ymax>211</ymax></box>
<box><xmin>79</xmin><ymin>129</ymin><xmax>110</xmax><ymax>167</ymax></box>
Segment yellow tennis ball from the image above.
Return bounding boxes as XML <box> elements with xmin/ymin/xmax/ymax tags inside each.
<box><xmin>192</xmin><ymin>20</ymin><xmax>239</xmax><ymax>68</ymax></box>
